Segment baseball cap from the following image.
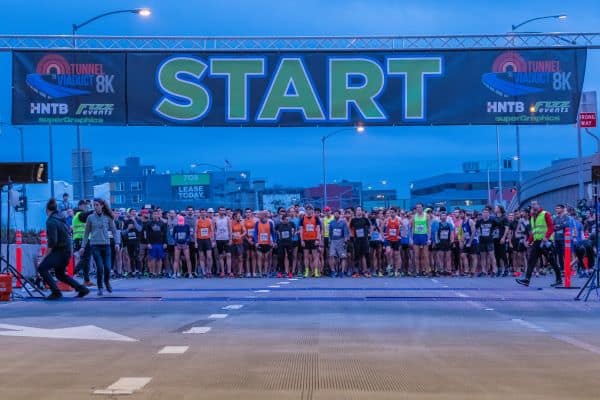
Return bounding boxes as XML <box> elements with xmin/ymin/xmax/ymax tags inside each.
<box><xmin>207</xmin><ymin>207</ymin><xmax>215</xmax><ymax>213</ymax></box>
<box><xmin>324</xmin><ymin>206</ymin><xmax>331</xmax><ymax>212</ymax></box>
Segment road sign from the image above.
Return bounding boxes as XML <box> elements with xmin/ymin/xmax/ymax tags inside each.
<box><xmin>579</xmin><ymin>112</ymin><xmax>597</xmax><ymax>128</ymax></box>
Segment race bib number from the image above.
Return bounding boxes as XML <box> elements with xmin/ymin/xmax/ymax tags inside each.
<box><xmin>333</xmin><ymin>228</ymin><xmax>342</xmax><ymax>237</ymax></box>
<box><xmin>176</xmin><ymin>232</ymin><xmax>187</xmax><ymax>240</ymax></box>
<box><xmin>556</xmin><ymin>229</ymin><xmax>564</xmax><ymax>235</ymax></box>
<box><xmin>200</xmin><ymin>228</ymin><xmax>209</xmax><ymax>237</ymax></box>
<box><xmin>482</xmin><ymin>227</ymin><xmax>490</xmax><ymax>236</ymax></box>
<box><xmin>247</xmin><ymin>229</ymin><xmax>254</xmax><ymax>236</ymax></box>
<box><xmin>389</xmin><ymin>228</ymin><xmax>397</xmax><ymax>237</ymax></box>
<box><xmin>356</xmin><ymin>228</ymin><xmax>365</xmax><ymax>238</ymax></box>
<box><xmin>440</xmin><ymin>231</ymin><xmax>449</xmax><ymax>240</ymax></box>
<box><xmin>415</xmin><ymin>225</ymin><xmax>426</xmax><ymax>234</ymax></box>
<box><xmin>127</xmin><ymin>231</ymin><xmax>137</xmax><ymax>240</ymax></box>
<box><xmin>281</xmin><ymin>231</ymin><xmax>290</xmax><ymax>239</ymax></box>
<box><xmin>259</xmin><ymin>233</ymin><xmax>269</xmax><ymax>242</ymax></box>
<box><xmin>306</xmin><ymin>224</ymin><xmax>315</xmax><ymax>232</ymax></box>
<box><xmin>233</xmin><ymin>232</ymin><xmax>241</xmax><ymax>239</ymax></box>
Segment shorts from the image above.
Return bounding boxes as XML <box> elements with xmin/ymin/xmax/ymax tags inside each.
<box><xmin>149</xmin><ymin>244</ymin><xmax>164</xmax><ymax>260</ymax></box>
<box><xmin>437</xmin><ymin>241</ymin><xmax>451</xmax><ymax>252</ymax></box>
<box><xmin>175</xmin><ymin>243</ymin><xmax>189</xmax><ymax>251</ymax></box>
<box><xmin>231</xmin><ymin>244</ymin><xmax>243</xmax><ymax>257</ymax></box>
<box><xmin>369</xmin><ymin>241</ymin><xmax>383</xmax><ymax>249</ymax></box>
<box><xmin>494</xmin><ymin>241</ymin><xmax>507</xmax><ymax>258</ymax></box>
<box><xmin>354</xmin><ymin>238</ymin><xmax>369</xmax><ymax>259</ymax></box>
<box><xmin>303</xmin><ymin>240</ymin><xmax>317</xmax><ymax>251</ymax></box>
<box><xmin>387</xmin><ymin>241</ymin><xmax>401</xmax><ymax>251</ymax></box>
<box><xmin>243</xmin><ymin>237</ymin><xmax>256</xmax><ymax>252</ymax></box>
<box><xmin>197</xmin><ymin>239</ymin><xmax>212</xmax><ymax>254</ymax></box>
<box><xmin>216</xmin><ymin>240</ymin><xmax>231</xmax><ymax>254</ymax></box>
<box><xmin>478</xmin><ymin>242</ymin><xmax>494</xmax><ymax>253</ymax></box>
<box><xmin>413</xmin><ymin>234</ymin><xmax>428</xmax><ymax>247</ymax></box>
<box><xmin>512</xmin><ymin>238</ymin><xmax>526</xmax><ymax>252</ymax></box>
<box><xmin>462</xmin><ymin>242</ymin><xmax>478</xmax><ymax>254</ymax></box>
<box><xmin>257</xmin><ymin>244</ymin><xmax>272</xmax><ymax>254</ymax></box>
<box><xmin>329</xmin><ymin>239</ymin><xmax>347</xmax><ymax>259</ymax></box>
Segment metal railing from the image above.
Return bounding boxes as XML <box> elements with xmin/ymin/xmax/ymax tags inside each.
<box><xmin>0</xmin><ymin>32</ymin><xmax>599</xmax><ymax>51</ymax></box>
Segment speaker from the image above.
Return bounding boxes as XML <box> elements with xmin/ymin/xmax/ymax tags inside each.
<box><xmin>0</xmin><ymin>162</ymin><xmax>48</xmax><ymax>185</ymax></box>
<box><xmin>592</xmin><ymin>165</ymin><xmax>600</xmax><ymax>182</ymax></box>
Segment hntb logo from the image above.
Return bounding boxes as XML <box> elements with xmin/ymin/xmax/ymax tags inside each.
<box><xmin>30</xmin><ymin>103</ymin><xmax>68</xmax><ymax>115</ymax></box>
<box><xmin>486</xmin><ymin>101</ymin><xmax>524</xmax><ymax>113</ymax></box>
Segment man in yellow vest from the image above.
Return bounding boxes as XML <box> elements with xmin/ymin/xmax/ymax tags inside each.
<box><xmin>72</xmin><ymin>200</ymin><xmax>95</xmax><ymax>286</ymax></box>
<box><xmin>516</xmin><ymin>200</ymin><xmax>562</xmax><ymax>287</ymax></box>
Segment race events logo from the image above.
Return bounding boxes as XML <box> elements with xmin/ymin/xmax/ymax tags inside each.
<box><xmin>482</xmin><ymin>51</ymin><xmax>571</xmax><ymax>97</ymax></box>
<box><xmin>25</xmin><ymin>53</ymin><xmax>115</xmax><ymax>99</ymax></box>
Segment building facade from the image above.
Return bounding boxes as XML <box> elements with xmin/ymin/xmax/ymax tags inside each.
<box><xmin>410</xmin><ymin>159</ymin><xmax>530</xmax><ymax>210</ymax></box>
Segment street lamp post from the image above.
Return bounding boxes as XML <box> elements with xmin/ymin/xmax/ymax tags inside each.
<box><xmin>510</xmin><ymin>14</ymin><xmax>567</xmax><ymax>207</ymax></box>
<box><xmin>71</xmin><ymin>8</ymin><xmax>151</xmax><ymax>201</ymax></box>
<box><xmin>321</xmin><ymin>125</ymin><xmax>365</xmax><ymax>209</ymax></box>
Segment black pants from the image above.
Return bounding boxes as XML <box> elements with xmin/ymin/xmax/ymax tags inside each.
<box><xmin>525</xmin><ymin>240</ymin><xmax>561</xmax><ymax>282</ymax></box>
<box><xmin>277</xmin><ymin>244</ymin><xmax>294</xmax><ymax>271</ymax></box>
<box><xmin>187</xmin><ymin>242</ymin><xmax>197</xmax><ymax>274</ymax></box>
<box><xmin>126</xmin><ymin>241</ymin><xmax>141</xmax><ymax>272</ymax></box>
<box><xmin>555</xmin><ymin>239</ymin><xmax>565</xmax><ymax>271</ymax></box>
<box><xmin>38</xmin><ymin>250</ymin><xmax>85</xmax><ymax>295</ymax></box>
<box><xmin>74</xmin><ymin>239</ymin><xmax>91</xmax><ymax>282</ymax></box>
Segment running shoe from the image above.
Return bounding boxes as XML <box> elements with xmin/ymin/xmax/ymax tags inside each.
<box><xmin>287</xmin><ymin>272</ymin><xmax>293</xmax><ymax>279</ymax></box>
<box><xmin>304</xmin><ymin>268</ymin><xmax>310</xmax><ymax>278</ymax></box>
<box><xmin>314</xmin><ymin>269</ymin><xmax>321</xmax><ymax>278</ymax></box>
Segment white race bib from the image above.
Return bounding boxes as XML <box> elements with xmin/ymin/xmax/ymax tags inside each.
<box><xmin>440</xmin><ymin>231</ymin><xmax>449</xmax><ymax>240</ymax></box>
<box><xmin>281</xmin><ymin>231</ymin><xmax>290</xmax><ymax>239</ymax></box>
<box><xmin>333</xmin><ymin>228</ymin><xmax>342</xmax><ymax>237</ymax></box>
<box><xmin>356</xmin><ymin>228</ymin><xmax>365</xmax><ymax>238</ymax></box>
<box><xmin>306</xmin><ymin>224</ymin><xmax>315</xmax><ymax>232</ymax></box>
<box><xmin>389</xmin><ymin>228</ymin><xmax>397</xmax><ymax>237</ymax></box>
<box><xmin>259</xmin><ymin>233</ymin><xmax>269</xmax><ymax>242</ymax></box>
<box><xmin>247</xmin><ymin>229</ymin><xmax>254</xmax><ymax>236</ymax></box>
<box><xmin>200</xmin><ymin>228</ymin><xmax>209</xmax><ymax>237</ymax></box>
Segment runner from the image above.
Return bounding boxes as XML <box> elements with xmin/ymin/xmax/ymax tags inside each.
<box><xmin>460</xmin><ymin>210</ymin><xmax>478</xmax><ymax>277</ymax></box>
<box><xmin>276</xmin><ymin>212</ymin><xmax>295</xmax><ymax>278</ymax></box>
<box><xmin>171</xmin><ymin>215</ymin><xmax>192</xmax><ymax>278</ymax></box>
<box><xmin>214</xmin><ymin>206</ymin><xmax>233</xmax><ymax>278</ymax></box>
<box><xmin>184</xmin><ymin>206</ymin><xmax>198</xmax><ymax>277</ymax></box>
<box><xmin>299</xmin><ymin>205</ymin><xmax>322</xmax><ymax>278</ymax></box>
<box><xmin>370</xmin><ymin>209</ymin><xmax>385</xmax><ymax>277</ymax></box>
<box><xmin>243</xmin><ymin>208</ymin><xmax>258</xmax><ymax>277</ymax></box>
<box><xmin>254</xmin><ymin>211</ymin><xmax>276</xmax><ymax>276</ymax></box>
<box><xmin>322</xmin><ymin>206</ymin><xmax>334</xmax><ymax>275</ymax></box>
<box><xmin>436</xmin><ymin>210</ymin><xmax>454</xmax><ymax>276</ymax></box>
<box><xmin>72</xmin><ymin>200</ymin><xmax>94</xmax><ymax>286</ymax></box>
<box><xmin>328</xmin><ymin>209</ymin><xmax>350</xmax><ymax>277</ymax></box>
<box><xmin>196</xmin><ymin>208</ymin><xmax>214</xmax><ymax>278</ymax></box>
<box><xmin>493</xmin><ymin>205</ymin><xmax>511</xmax><ymax>277</ymax></box>
<box><xmin>231</xmin><ymin>210</ymin><xmax>246</xmax><ymax>277</ymax></box>
<box><xmin>145</xmin><ymin>209</ymin><xmax>167</xmax><ymax>278</ymax></box>
<box><xmin>411</xmin><ymin>203</ymin><xmax>431</xmax><ymax>277</ymax></box>
<box><xmin>384</xmin><ymin>207</ymin><xmax>402</xmax><ymax>277</ymax></box>
<box><xmin>350</xmin><ymin>206</ymin><xmax>372</xmax><ymax>278</ymax></box>
<box><xmin>476</xmin><ymin>207</ymin><xmax>498</xmax><ymax>277</ymax></box>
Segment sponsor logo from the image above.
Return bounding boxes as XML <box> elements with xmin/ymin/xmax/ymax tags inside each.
<box><xmin>30</xmin><ymin>102</ymin><xmax>68</xmax><ymax>115</ymax></box>
<box><xmin>530</xmin><ymin>101</ymin><xmax>570</xmax><ymax>113</ymax></box>
<box><xmin>486</xmin><ymin>101</ymin><xmax>524</xmax><ymax>113</ymax></box>
<box><xmin>482</xmin><ymin>51</ymin><xmax>572</xmax><ymax>97</ymax></box>
<box><xmin>75</xmin><ymin>104</ymin><xmax>114</xmax><ymax>116</ymax></box>
<box><xmin>26</xmin><ymin>53</ymin><xmax>115</xmax><ymax>99</ymax></box>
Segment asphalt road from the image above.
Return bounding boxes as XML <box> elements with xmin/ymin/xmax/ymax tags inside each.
<box><xmin>1</xmin><ymin>275</ymin><xmax>599</xmax><ymax>399</ymax></box>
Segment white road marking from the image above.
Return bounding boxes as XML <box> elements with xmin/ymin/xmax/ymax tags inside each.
<box><xmin>484</xmin><ymin>308</ymin><xmax>495</xmax><ymax>311</ymax></box>
<box><xmin>0</xmin><ymin>324</ymin><xmax>137</xmax><ymax>342</ymax></box>
<box><xmin>158</xmin><ymin>346</ymin><xmax>188</xmax><ymax>354</ymax></box>
<box><xmin>288</xmin><ymin>278</ymin><xmax>298</xmax><ymax>281</ymax></box>
<box><xmin>430</xmin><ymin>279</ymin><xmax>439</xmax><ymax>283</ymax></box>
<box><xmin>455</xmin><ymin>292</ymin><xmax>469</xmax><ymax>298</ymax></box>
<box><xmin>255</xmin><ymin>290</ymin><xmax>270</xmax><ymax>293</ymax></box>
<box><xmin>277</xmin><ymin>282</ymin><xmax>291</xmax><ymax>285</ymax></box>
<box><xmin>442</xmin><ymin>285</ymin><xmax>449</xmax><ymax>288</ymax></box>
<box><xmin>512</xmin><ymin>319</ymin><xmax>548</xmax><ymax>333</ymax></box>
<box><xmin>208</xmin><ymin>314</ymin><xmax>228</xmax><ymax>319</ymax></box>
<box><xmin>93</xmin><ymin>377</ymin><xmax>152</xmax><ymax>395</ymax></box>
<box><xmin>183</xmin><ymin>327</ymin><xmax>211</xmax><ymax>334</ymax></box>
<box><xmin>222</xmin><ymin>305</ymin><xmax>244</xmax><ymax>310</ymax></box>
<box><xmin>551</xmin><ymin>334</ymin><xmax>600</xmax><ymax>355</ymax></box>
<box><xmin>268</xmin><ymin>285</ymin><xmax>280</xmax><ymax>288</ymax></box>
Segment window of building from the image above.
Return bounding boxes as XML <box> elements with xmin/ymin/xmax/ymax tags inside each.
<box><xmin>112</xmin><ymin>181</ymin><xmax>125</xmax><ymax>191</ymax></box>
<box><xmin>111</xmin><ymin>194</ymin><xmax>125</xmax><ymax>205</ymax></box>
<box><xmin>131</xmin><ymin>194</ymin><xmax>142</xmax><ymax>203</ymax></box>
<box><xmin>130</xmin><ymin>181</ymin><xmax>142</xmax><ymax>191</ymax></box>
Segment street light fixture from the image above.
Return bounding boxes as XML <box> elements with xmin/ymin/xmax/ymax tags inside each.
<box><xmin>71</xmin><ymin>8</ymin><xmax>152</xmax><ymax>201</ymax></box>
<box><xmin>510</xmin><ymin>14</ymin><xmax>567</xmax><ymax>207</ymax></box>
<box><xmin>321</xmin><ymin>124</ymin><xmax>365</xmax><ymax>208</ymax></box>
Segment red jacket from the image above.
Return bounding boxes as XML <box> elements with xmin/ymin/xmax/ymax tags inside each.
<box><xmin>528</xmin><ymin>209</ymin><xmax>554</xmax><ymax>243</ymax></box>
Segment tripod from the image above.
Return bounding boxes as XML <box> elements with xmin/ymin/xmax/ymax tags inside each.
<box><xmin>575</xmin><ymin>184</ymin><xmax>600</xmax><ymax>301</ymax></box>
<box><xmin>0</xmin><ymin>183</ymin><xmax>45</xmax><ymax>298</ymax></box>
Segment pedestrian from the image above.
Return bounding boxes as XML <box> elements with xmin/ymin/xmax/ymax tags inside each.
<box><xmin>81</xmin><ymin>198</ymin><xmax>117</xmax><ymax>296</ymax></box>
<box><xmin>38</xmin><ymin>198</ymin><xmax>89</xmax><ymax>300</ymax></box>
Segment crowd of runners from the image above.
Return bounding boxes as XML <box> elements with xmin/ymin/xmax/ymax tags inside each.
<box><xmin>65</xmin><ymin>197</ymin><xmax>597</xmax><ymax>295</ymax></box>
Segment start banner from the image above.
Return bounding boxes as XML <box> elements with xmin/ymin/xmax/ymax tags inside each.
<box><xmin>12</xmin><ymin>48</ymin><xmax>587</xmax><ymax>126</ymax></box>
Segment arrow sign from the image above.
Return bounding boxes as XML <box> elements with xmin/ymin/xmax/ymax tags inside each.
<box><xmin>0</xmin><ymin>324</ymin><xmax>137</xmax><ymax>342</ymax></box>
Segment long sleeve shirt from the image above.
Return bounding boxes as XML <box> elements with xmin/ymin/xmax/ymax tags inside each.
<box><xmin>82</xmin><ymin>212</ymin><xmax>117</xmax><ymax>248</ymax></box>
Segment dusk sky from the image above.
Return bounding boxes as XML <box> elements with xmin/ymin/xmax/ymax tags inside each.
<box><xmin>0</xmin><ymin>0</ymin><xmax>599</xmax><ymax>198</ymax></box>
